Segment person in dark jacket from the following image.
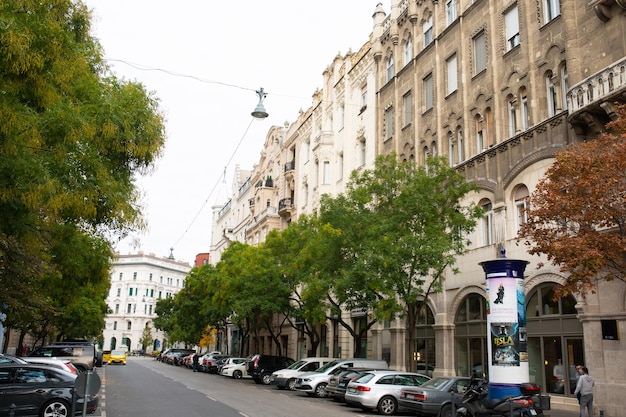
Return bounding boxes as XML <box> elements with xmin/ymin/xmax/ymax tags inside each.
<box><xmin>192</xmin><ymin>352</ymin><xmax>200</xmax><ymax>372</ymax></box>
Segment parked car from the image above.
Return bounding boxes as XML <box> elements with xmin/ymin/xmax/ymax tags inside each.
<box><xmin>220</xmin><ymin>358</ymin><xmax>250</xmax><ymax>379</ymax></box>
<box><xmin>295</xmin><ymin>358</ymin><xmax>389</xmax><ymax>398</ymax></box>
<box><xmin>199</xmin><ymin>353</ymin><xmax>228</xmax><ymax>373</ymax></box>
<box><xmin>271</xmin><ymin>357</ymin><xmax>335</xmax><ymax>390</ymax></box>
<box><xmin>344</xmin><ymin>370</ymin><xmax>430</xmax><ymax>415</ymax></box>
<box><xmin>24</xmin><ymin>357</ymin><xmax>80</xmax><ymax>375</ymax></box>
<box><xmin>28</xmin><ymin>340</ymin><xmax>99</xmax><ymax>372</ymax></box>
<box><xmin>0</xmin><ymin>353</ymin><xmax>27</xmax><ymax>365</ymax></box>
<box><xmin>246</xmin><ymin>354</ymin><xmax>295</xmax><ymax>385</ymax></box>
<box><xmin>107</xmin><ymin>349</ymin><xmax>127</xmax><ymax>365</ymax></box>
<box><xmin>0</xmin><ymin>363</ymin><xmax>99</xmax><ymax>415</ymax></box>
<box><xmin>102</xmin><ymin>350</ymin><xmax>111</xmax><ymax>364</ymax></box>
<box><xmin>397</xmin><ymin>376</ymin><xmax>476</xmax><ymax>417</ymax></box>
<box><xmin>327</xmin><ymin>368</ymin><xmax>375</xmax><ymax>401</ymax></box>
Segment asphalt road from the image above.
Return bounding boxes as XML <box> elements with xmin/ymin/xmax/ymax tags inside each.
<box><xmin>96</xmin><ymin>356</ymin><xmax>385</xmax><ymax>417</ymax></box>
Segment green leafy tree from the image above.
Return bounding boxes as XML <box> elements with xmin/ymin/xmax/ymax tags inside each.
<box><xmin>218</xmin><ymin>242</ymin><xmax>291</xmax><ymax>355</ymax></box>
<box><xmin>139</xmin><ymin>324</ymin><xmax>154</xmax><ymax>352</ymax></box>
<box><xmin>320</xmin><ymin>154</ymin><xmax>482</xmax><ymax>369</ymax></box>
<box><xmin>264</xmin><ymin>216</ymin><xmax>333</xmax><ymax>356</ymax></box>
<box><xmin>518</xmin><ymin>104</ymin><xmax>626</xmax><ymax>296</ymax></box>
<box><xmin>0</xmin><ymin>0</ymin><xmax>165</xmax><ymax>340</ymax></box>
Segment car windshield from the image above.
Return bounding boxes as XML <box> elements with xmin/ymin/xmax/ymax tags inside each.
<box><xmin>286</xmin><ymin>360</ymin><xmax>307</xmax><ymax>370</ymax></box>
<box><xmin>111</xmin><ymin>350</ymin><xmax>125</xmax><ymax>355</ymax></box>
<box><xmin>315</xmin><ymin>360</ymin><xmax>343</xmax><ymax>373</ymax></box>
<box><xmin>420</xmin><ymin>377</ymin><xmax>453</xmax><ymax>389</ymax></box>
<box><xmin>353</xmin><ymin>373</ymin><xmax>375</xmax><ymax>384</ymax></box>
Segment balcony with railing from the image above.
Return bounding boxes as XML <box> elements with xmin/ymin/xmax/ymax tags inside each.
<box><xmin>278</xmin><ymin>198</ymin><xmax>293</xmax><ymax>217</ymax></box>
<box><xmin>456</xmin><ymin>111</ymin><xmax>571</xmax><ymax>192</ymax></box>
<box><xmin>566</xmin><ymin>57</ymin><xmax>626</xmax><ymax>132</ymax></box>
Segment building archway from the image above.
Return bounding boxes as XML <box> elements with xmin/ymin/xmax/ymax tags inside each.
<box><xmin>526</xmin><ymin>283</ymin><xmax>582</xmax><ymax>396</ymax></box>
<box><xmin>455</xmin><ymin>293</ymin><xmax>488</xmax><ymax>378</ymax></box>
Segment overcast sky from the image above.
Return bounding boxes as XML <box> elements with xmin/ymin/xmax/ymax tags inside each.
<box><xmin>84</xmin><ymin>1</ymin><xmax>381</xmax><ymax>265</ymax></box>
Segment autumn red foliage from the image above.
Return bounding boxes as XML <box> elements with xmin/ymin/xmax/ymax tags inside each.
<box><xmin>518</xmin><ymin>104</ymin><xmax>626</xmax><ymax>296</ymax></box>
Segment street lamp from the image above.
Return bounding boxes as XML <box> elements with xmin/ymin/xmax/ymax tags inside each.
<box><xmin>251</xmin><ymin>88</ymin><xmax>269</xmax><ymax>119</ymax></box>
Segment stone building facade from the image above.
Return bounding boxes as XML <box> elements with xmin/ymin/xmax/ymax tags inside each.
<box><xmin>209</xmin><ymin>1</ymin><xmax>625</xmax><ymax>414</ymax></box>
<box><xmin>103</xmin><ymin>253</ymin><xmax>191</xmax><ymax>353</ymax></box>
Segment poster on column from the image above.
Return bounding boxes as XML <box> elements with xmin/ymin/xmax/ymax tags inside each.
<box><xmin>487</xmin><ymin>277</ymin><xmax>521</xmax><ymax>367</ymax></box>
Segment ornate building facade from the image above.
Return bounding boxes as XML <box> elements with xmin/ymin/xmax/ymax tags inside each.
<box><xmin>103</xmin><ymin>252</ymin><xmax>191</xmax><ymax>353</ymax></box>
<box><xmin>209</xmin><ymin>1</ymin><xmax>625</xmax><ymax>414</ymax></box>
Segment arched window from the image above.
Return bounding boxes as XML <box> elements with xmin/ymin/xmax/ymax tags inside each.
<box><xmin>415</xmin><ymin>302</ymin><xmax>436</xmax><ymax>377</ymax></box>
<box><xmin>455</xmin><ymin>293</ymin><xmax>488</xmax><ymax>378</ymax></box>
<box><xmin>526</xmin><ymin>283</ymin><xmax>582</xmax><ymax>397</ymax></box>
<box><xmin>479</xmin><ymin>198</ymin><xmax>494</xmax><ymax>246</ymax></box>
<box><xmin>514</xmin><ymin>185</ymin><xmax>530</xmax><ymax>232</ymax></box>
<box><xmin>386</xmin><ymin>55</ymin><xmax>395</xmax><ymax>83</ymax></box>
<box><xmin>423</xmin><ymin>15</ymin><xmax>433</xmax><ymax>47</ymax></box>
<box><xmin>475</xmin><ymin>114</ymin><xmax>484</xmax><ymax>154</ymax></box>
<box><xmin>448</xmin><ymin>131</ymin><xmax>455</xmax><ymax>166</ymax></box>
<box><xmin>457</xmin><ymin>127</ymin><xmax>464</xmax><ymax>163</ymax></box>
<box><xmin>546</xmin><ymin>72</ymin><xmax>558</xmax><ymax>117</ymax></box>
<box><xmin>403</xmin><ymin>36</ymin><xmax>413</xmax><ymax>67</ymax></box>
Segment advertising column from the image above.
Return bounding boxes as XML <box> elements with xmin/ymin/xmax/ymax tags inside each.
<box><xmin>479</xmin><ymin>255</ymin><xmax>529</xmax><ymax>400</ymax></box>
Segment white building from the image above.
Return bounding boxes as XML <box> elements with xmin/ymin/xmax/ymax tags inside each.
<box><xmin>103</xmin><ymin>252</ymin><xmax>191</xmax><ymax>353</ymax></box>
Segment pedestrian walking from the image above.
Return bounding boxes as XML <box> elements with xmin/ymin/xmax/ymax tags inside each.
<box><xmin>574</xmin><ymin>366</ymin><xmax>594</xmax><ymax>417</ymax></box>
<box><xmin>192</xmin><ymin>352</ymin><xmax>200</xmax><ymax>372</ymax></box>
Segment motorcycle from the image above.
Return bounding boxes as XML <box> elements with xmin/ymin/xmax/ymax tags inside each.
<box><xmin>455</xmin><ymin>378</ymin><xmax>543</xmax><ymax>417</ymax></box>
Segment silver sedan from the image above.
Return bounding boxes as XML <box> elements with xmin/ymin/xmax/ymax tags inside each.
<box><xmin>344</xmin><ymin>370</ymin><xmax>430</xmax><ymax>415</ymax></box>
<box><xmin>397</xmin><ymin>376</ymin><xmax>477</xmax><ymax>417</ymax></box>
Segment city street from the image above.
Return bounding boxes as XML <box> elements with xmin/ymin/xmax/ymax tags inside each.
<box><xmin>95</xmin><ymin>356</ymin><xmax>382</xmax><ymax>417</ymax></box>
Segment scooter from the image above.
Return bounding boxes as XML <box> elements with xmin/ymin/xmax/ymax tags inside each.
<box><xmin>455</xmin><ymin>378</ymin><xmax>542</xmax><ymax>417</ymax></box>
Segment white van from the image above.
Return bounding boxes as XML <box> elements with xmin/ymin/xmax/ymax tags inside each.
<box><xmin>294</xmin><ymin>358</ymin><xmax>389</xmax><ymax>397</ymax></box>
<box><xmin>271</xmin><ymin>357</ymin><xmax>336</xmax><ymax>390</ymax></box>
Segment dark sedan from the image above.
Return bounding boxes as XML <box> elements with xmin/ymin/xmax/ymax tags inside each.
<box><xmin>0</xmin><ymin>363</ymin><xmax>99</xmax><ymax>416</ymax></box>
<box><xmin>398</xmin><ymin>376</ymin><xmax>477</xmax><ymax>417</ymax></box>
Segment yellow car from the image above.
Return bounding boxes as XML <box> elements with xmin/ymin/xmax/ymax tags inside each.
<box><xmin>108</xmin><ymin>349</ymin><xmax>127</xmax><ymax>365</ymax></box>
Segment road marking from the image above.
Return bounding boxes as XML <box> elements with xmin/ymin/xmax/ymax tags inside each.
<box><xmin>207</xmin><ymin>395</ymin><xmax>217</xmax><ymax>401</ymax></box>
<box><xmin>239</xmin><ymin>413</ymin><xmax>249</xmax><ymax>417</ymax></box>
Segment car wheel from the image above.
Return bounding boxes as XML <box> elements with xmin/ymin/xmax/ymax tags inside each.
<box><xmin>440</xmin><ymin>404</ymin><xmax>452</xmax><ymax>417</ymax></box>
<box><xmin>287</xmin><ymin>378</ymin><xmax>297</xmax><ymax>390</ymax></box>
<box><xmin>41</xmin><ymin>399</ymin><xmax>70</xmax><ymax>417</ymax></box>
<box><xmin>314</xmin><ymin>382</ymin><xmax>328</xmax><ymax>398</ymax></box>
<box><xmin>377</xmin><ymin>395</ymin><xmax>397</xmax><ymax>415</ymax></box>
<box><xmin>261</xmin><ymin>373</ymin><xmax>272</xmax><ymax>385</ymax></box>
<box><xmin>233</xmin><ymin>370</ymin><xmax>242</xmax><ymax>379</ymax></box>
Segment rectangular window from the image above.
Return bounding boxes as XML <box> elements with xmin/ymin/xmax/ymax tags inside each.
<box><xmin>323</xmin><ymin>161</ymin><xmax>330</xmax><ymax>184</ymax></box>
<box><xmin>133</xmin><ymin>272</ymin><xmax>137</xmax><ymax>281</ymax></box>
<box><xmin>516</xmin><ymin>200</ymin><xmax>529</xmax><ymax>230</ymax></box>
<box><xmin>403</xmin><ymin>92</ymin><xmax>412</xmax><ymax>127</ymax></box>
<box><xmin>116</xmin><ymin>288</ymin><xmax>121</xmax><ymax>297</ymax></box>
<box><xmin>447</xmin><ymin>54</ymin><xmax>458</xmax><ymax>95</ymax></box>
<box><xmin>446</xmin><ymin>0</ymin><xmax>457</xmax><ymax>25</ymax></box>
<box><xmin>126</xmin><ymin>304</ymin><xmax>132</xmax><ymax>314</ymax></box>
<box><xmin>149</xmin><ymin>305</ymin><xmax>153</xmax><ymax>315</ymax></box>
<box><xmin>359</xmin><ymin>140</ymin><xmax>366</xmax><ymax>167</ymax></box>
<box><xmin>505</xmin><ymin>6</ymin><xmax>520</xmax><ymax>51</ymax></box>
<box><xmin>119</xmin><ymin>273</ymin><xmax>122</xmax><ymax>281</ymax></box>
<box><xmin>481</xmin><ymin>204</ymin><xmax>494</xmax><ymax>246</ymax></box>
<box><xmin>113</xmin><ymin>321</ymin><xmax>117</xmax><ymax>330</ymax></box>
<box><xmin>128</xmin><ymin>288</ymin><xmax>133</xmax><ymax>296</ymax></box>
<box><xmin>423</xmin><ymin>17</ymin><xmax>433</xmax><ymax>47</ymax></box>
<box><xmin>543</xmin><ymin>0</ymin><xmax>560</xmax><ymax>23</ymax></box>
<box><xmin>338</xmin><ymin>154</ymin><xmax>343</xmax><ymax>180</ymax></box>
<box><xmin>115</xmin><ymin>304</ymin><xmax>119</xmax><ymax>314</ymax></box>
<box><xmin>338</xmin><ymin>104</ymin><xmax>345</xmax><ymax>130</ymax></box>
<box><xmin>477</xmin><ymin>130</ymin><xmax>484</xmax><ymax>153</ymax></box>
<box><xmin>385</xmin><ymin>107</ymin><xmax>394</xmax><ymax>140</ymax></box>
<box><xmin>424</xmin><ymin>75</ymin><xmax>433</xmax><ymax>110</ymax></box>
<box><xmin>474</xmin><ymin>32</ymin><xmax>487</xmax><ymax>74</ymax></box>
<box><xmin>149</xmin><ymin>273</ymin><xmax>152</xmax><ymax>281</ymax></box>
<box><xmin>386</xmin><ymin>56</ymin><xmax>395</xmax><ymax>83</ymax></box>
